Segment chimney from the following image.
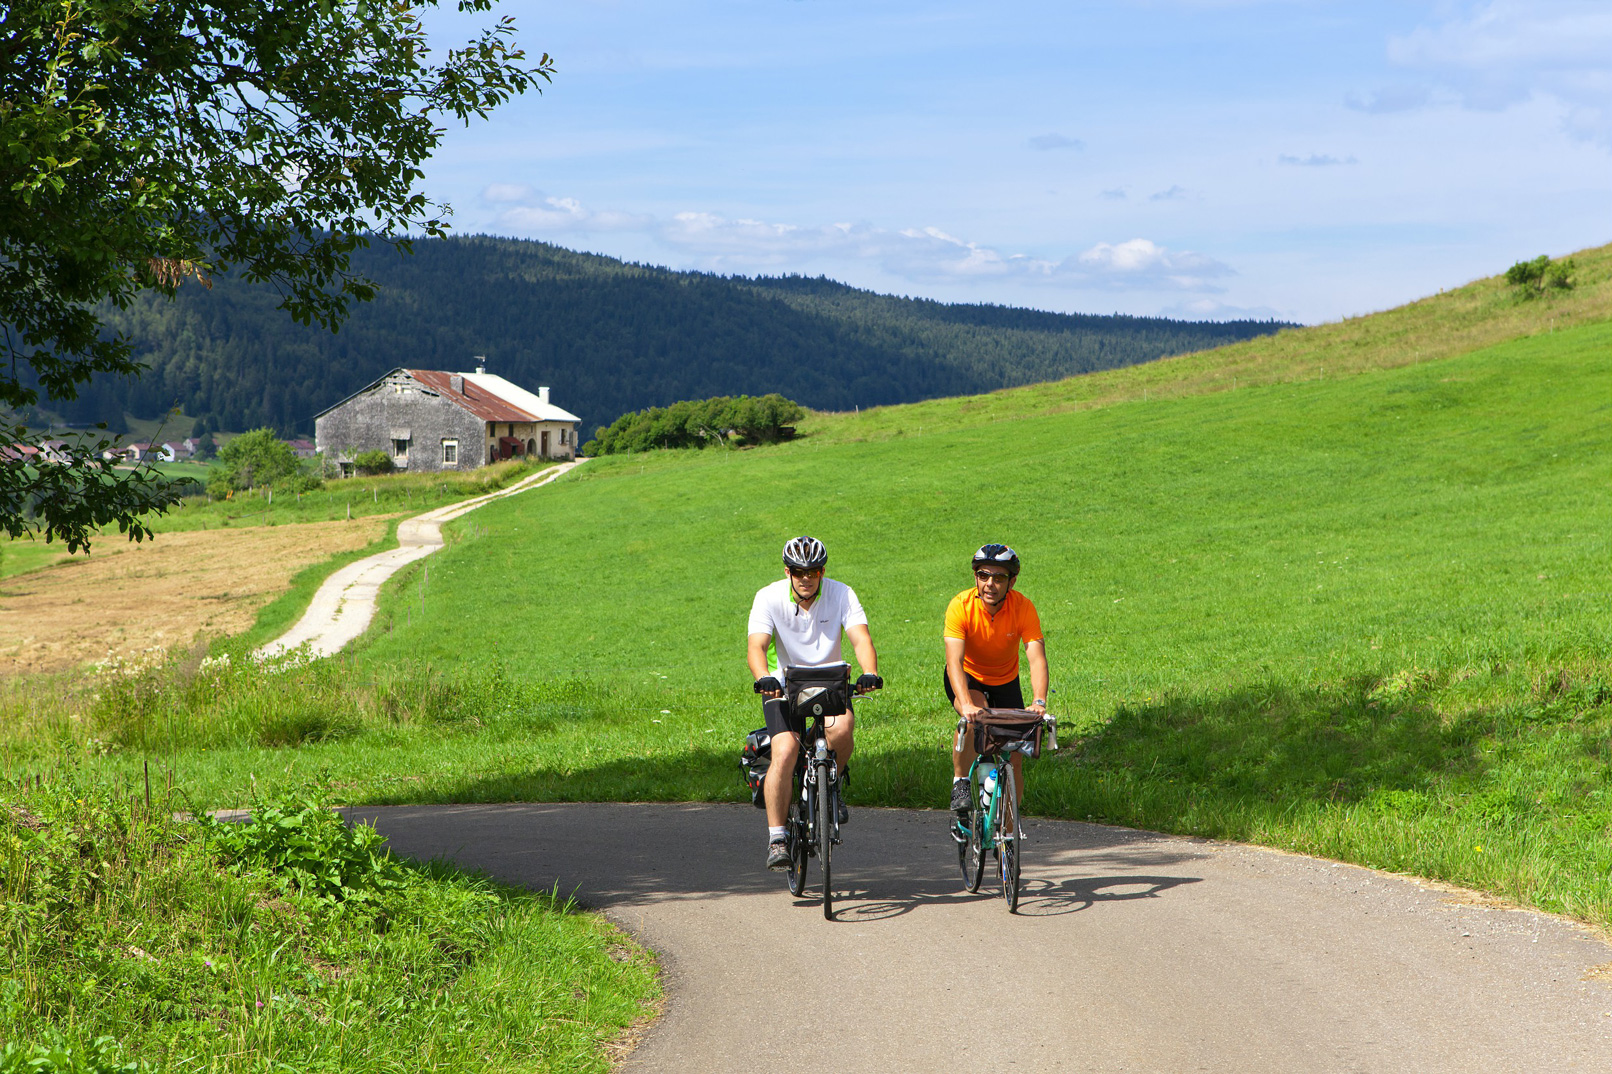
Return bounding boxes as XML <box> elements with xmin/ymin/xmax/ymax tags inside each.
<box><xmin>538</xmin><ymin>386</ymin><xmax>550</xmax><ymax>407</ymax></box>
<box><xmin>450</xmin><ymin>374</ymin><xmax>464</xmax><ymax>394</ymax></box>
<box><xmin>473</xmin><ymin>355</ymin><xmax>486</xmax><ymax>375</ymax></box>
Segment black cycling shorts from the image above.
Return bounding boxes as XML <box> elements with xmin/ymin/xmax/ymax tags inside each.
<box><xmin>942</xmin><ymin>668</ymin><xmax>1025</xmax><ymax>710</ymax></box>
<box><xmin>763</xmin><ymin>696</ymin><xmax>854</xmax><ymax>738</ymax></box>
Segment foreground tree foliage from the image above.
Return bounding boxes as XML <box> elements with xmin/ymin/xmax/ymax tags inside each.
<box><xmin>584</xmin><ymin>394</ymin><xmax>806</xmax><ymax>455</ymax></box>
<box><xmin>0</xmin><ymin>0</ymin><xmax>550</xmax><ymax>549</ymax></box>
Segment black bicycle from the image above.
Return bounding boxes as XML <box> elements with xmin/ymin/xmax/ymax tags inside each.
<box><xmin>778</xmin><ymin>664</ymin><xmax>880</xmax><ymax>920</ymax></box>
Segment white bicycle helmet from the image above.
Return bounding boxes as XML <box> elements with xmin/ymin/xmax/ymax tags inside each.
<box><xmin>972</xmin><ymin>543</ymin><xmax>1020</xmax><ymax>577</ymax></box>
<box><xmin>782</xmin><ymin>535</ymin><xmax>828</xmax><ymax>571</ymax></box>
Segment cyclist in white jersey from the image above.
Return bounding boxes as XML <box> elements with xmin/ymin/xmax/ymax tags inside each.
<box><xmin>748</xmin><ymin>536</ymin><xmax>881</xmax><ymax>870</ymax></box>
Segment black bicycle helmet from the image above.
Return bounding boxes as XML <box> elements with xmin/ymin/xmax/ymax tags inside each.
<box><xmin>972</xmin><ymin>543</ymin><xmax>1020</xmax><ymax>577</ymax></box>
<box><xmin>782</xmin><ymin>535</ymin><xmax>828</xmax><ymax>571</ymax></box>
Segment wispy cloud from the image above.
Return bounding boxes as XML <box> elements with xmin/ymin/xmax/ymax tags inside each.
<box><xmin>1355</xmin><ymin>0</ymin><xmax>1612</xmax><ymax>146</ymax></box>
<box><xmin>1099</xmin><ymin>188</ymin><xmax>1127</xmax><ymax>200</ymax></box>
<box><xmin>485</xmin><ymin>188</ymin><xmax>1232</xmax><ymax>291</ymax></box>
<box><xmin>1028</xmin><ymin>133</ymin><xmax>1084</xmax><ymax>151</ymax></box>
<box><xmin>1278</xmin><ymin>153</ymin><xmax>1358</xmax><ymax>166</ymax></box>
<box><xmin>1149</xmin><ymin>185</ymin><xmax>1189</xmax><ymax>201</ymax></box>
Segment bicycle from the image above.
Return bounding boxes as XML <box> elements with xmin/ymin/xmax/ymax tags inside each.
<box><xmin>776</xmin><ymin>663</ymin><xmax>876</xmax><ymax>921</ymax></box>
<box><xmin>952</xmin><ymin>708</ymin><xmax>1057</xmax><ymax>912</ymax></box>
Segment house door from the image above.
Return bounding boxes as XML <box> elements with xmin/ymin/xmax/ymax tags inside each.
<box><xmin>540</xmin><ymin>431</ymin><xmax>550</xmax><ymax>458</ymax></box>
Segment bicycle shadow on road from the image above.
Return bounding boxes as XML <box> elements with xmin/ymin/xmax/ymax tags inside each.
<box><xmin>350</xmin><ymin>802</ymin><xmax>1210</xmax><ymax>920</ymax></box>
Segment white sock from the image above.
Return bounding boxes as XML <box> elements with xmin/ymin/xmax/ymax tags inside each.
<box><xmin>768</xmin><ymin>826</ymin><xmax>786</xmax><ymax>842</ymax></box>
<box><xmin>954</xmin><ymin>776</ymin><xmax>969</xmax><ymax>785</ymax></box>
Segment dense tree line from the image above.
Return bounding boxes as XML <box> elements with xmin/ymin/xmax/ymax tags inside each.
<box><xmin>59</xmin><ymin>235</ymin><xmax>1292</xmax><ymax>436</ymax></box>
<box><xmin>585</xmin><ymin>394</ymin><xmax>804</xmax><ymax>454</ymax></box>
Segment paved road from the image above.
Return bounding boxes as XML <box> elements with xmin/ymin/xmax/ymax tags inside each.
<box><xmin>255</xmin><ymin>460</ymin><xmax>583</xmax><ymax>660</ymax></box>
<box><xmin>351</xmin><ymin>803</ymin><xmax>1612</xmax><ymax>1073</ymax></box>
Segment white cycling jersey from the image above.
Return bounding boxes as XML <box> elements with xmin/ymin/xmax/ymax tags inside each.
<box><xmin>747</xmin><ymin>577</ymin><xmax>868</xmax><ymax>680</ymax></box>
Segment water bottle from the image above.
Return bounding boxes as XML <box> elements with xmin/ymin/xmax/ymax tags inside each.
<box><xmin>980</xmin><ymin>765</ymin><xmax>997</xmax><ymax>809</ymax></box>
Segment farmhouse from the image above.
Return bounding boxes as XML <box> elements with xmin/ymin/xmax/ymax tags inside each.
<box><xmin>314</xmin><ymin>367</ymin><xmax>580</xmax><ymax>476</ymax></box>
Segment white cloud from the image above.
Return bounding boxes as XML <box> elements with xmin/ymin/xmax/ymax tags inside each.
<box><xmin>482</xmin><ymin>189</ymin><xmax>1231</xmax><ymax>291</ymax></box>
<box><xmin>1028</xmin><ymin>133</ymin><xmax>1084</xmax><ymax>151</ymax></box>
<box><xmin>1157</xmin><ymin>297</ymin><xmax>1285</xmax><ymax>322</ymax></box>
<box><xmin>1358</xmin><ymin>1</ymin><xmax>1612</xmax><ymax>147</ymax></box>
<box><xmin>1149</xmin><ymin>184</ymin><xmax>1189</xmax><ymax>201</ymax></box>
<box><xmin>485</xmin><ymin>187</ymin><xmax>653</xmax><ymax>233</ymax></box>
<box><xmin>1278</xmin><ymin>153</ymin><xmax>1358</xmax><ymax>166</ymax></box>
<box><xmin>1062</xmin><ymin>239</ymin><xmax>1234</xmax><ymax>292</ymax></box>
<box><xmin>1099</xmin><ymin>188</ymin><xmax>1127</xmax><ymax>200</ymax></box>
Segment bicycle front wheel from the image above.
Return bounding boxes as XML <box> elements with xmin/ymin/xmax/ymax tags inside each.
<box><xmin>816</xmin><ymin>759</ymin><xmax>834</xmax><ymax>919</ymax></box>
<box><xmin>999</xmin><ymin>764</ymin><xmax>1021</xmax><ymax>912</ymax></box>
<box><xmin>787</xmin><ymin>783</ymin><xmax>809</xmax><ymax>897</ymax></box>
<box><xmin>958</xmin><ymin>783</ymin><xmax>985</xmax><ymax>893</ymax></box>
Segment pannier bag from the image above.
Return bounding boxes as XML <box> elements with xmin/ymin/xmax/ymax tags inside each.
<box><xmin>740</xmin><ymin>728</ymin><xmax>772</xmax><ymax>808</ymax></box>
<box><xmin>970</xmin><ymin>709</ymin><xmax>1047</xmax><ymax>758</ymax></box>
<box><xmin>783</xmin><ymin>663</ymin><xmax>851</xmax><ymax>723</ymax></box>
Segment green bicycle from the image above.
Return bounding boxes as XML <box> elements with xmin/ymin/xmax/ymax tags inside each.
<box><xmin>953</xmin><ymin>709</ymin><xmax>1057</xmax><ymax>912</ymax></box>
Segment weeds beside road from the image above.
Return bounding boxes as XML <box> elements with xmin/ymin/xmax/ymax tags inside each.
<box><xmin>0</xmin><ymin>778</ymin><xmax>658</xmax><ymax>1073</ymax></box>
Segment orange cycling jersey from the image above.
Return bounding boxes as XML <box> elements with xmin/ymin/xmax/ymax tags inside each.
<box><xmin>943</xmin><ymin>588</ymin><xmax>1043</xmax><ymax>686</ymax></box>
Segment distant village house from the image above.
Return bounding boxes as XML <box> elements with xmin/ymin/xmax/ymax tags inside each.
<box><xmin>314</xmin><ymin>366</ymin><xmax>580</xmax><ymax>476</ymax></box>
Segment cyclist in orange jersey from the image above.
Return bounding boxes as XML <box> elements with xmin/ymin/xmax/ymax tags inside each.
<box><xmin>943</xmin><ymin>544</ymin><xmax>1050</xmax><ymax>819</ymax></box>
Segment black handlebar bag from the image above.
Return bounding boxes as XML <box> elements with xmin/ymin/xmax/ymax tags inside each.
<box><xmin>783</xmin><ymin>664</ymin><xmax>851</xmax><ymax>723</ymax></box>
<box><xmin>970</xmin><ymin>709</ymin><xmax>1046</xmax><ymax>758</ymax></box>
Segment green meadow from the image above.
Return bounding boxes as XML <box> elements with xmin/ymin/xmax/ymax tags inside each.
<box><xmin>18</xmin><ymin>310</ymin><xmax>1606</xmax><ymax>924</ymax></box>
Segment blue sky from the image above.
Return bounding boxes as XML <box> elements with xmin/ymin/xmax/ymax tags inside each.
<box><xmin>422</xmin><ymin>1</ymin><xmax>1611</xmax><ymax>324</ymax></box>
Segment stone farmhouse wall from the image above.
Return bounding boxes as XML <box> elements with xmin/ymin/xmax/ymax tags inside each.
<box><xmin>315</xmin><ymin>371</ymin><xmax>484</xmax><ymax>474</ymax></box>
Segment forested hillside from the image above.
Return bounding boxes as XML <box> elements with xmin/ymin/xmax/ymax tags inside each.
<box><xmin>61</xmin><ymin>236</ymin><xmax>1288</xmax><ymax>434</ymax></box>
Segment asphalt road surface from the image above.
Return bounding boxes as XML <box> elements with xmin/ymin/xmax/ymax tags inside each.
<box><xmin>350</xmin><ymin>803</ymin><xmax>1612</xmax><ymax>1073</ymax></box>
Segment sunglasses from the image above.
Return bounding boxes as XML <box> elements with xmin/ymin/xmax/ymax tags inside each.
<box><xmin>788</xmin><ymin>568</ymin><xmax>824</xmax><ymax>579</ymax></box>
<box><xmin>974</xmin><ymin>570</ymin><xmax>1010</xmax><ymax>582</ymax></box>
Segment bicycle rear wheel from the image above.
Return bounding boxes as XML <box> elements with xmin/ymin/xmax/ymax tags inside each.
<box><xmin>816</xmin><ymin>759</ymin><xmax>834</xmax><ymax>919</ymax></box>
<box><xmin>999</xmin><ymin>764</ymin><xmax>1021</xmax><ymax>912</ymax></box>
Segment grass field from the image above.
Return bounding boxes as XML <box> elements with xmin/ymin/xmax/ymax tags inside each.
<box><xmin>15</xmin><ymin>311</ymin><xmax>1606</xmax><ymax>925</ymax></box>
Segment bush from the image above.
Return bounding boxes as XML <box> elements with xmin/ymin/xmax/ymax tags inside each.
<box><xmin>350</xmin><ymin>449</ymin><xmax>395</xmax><ymax>475</ymax></box>
<box><xmin>207</xmin><ymin>428</ymin><xmax>298</xmax><ymax>493</ymax></box>
<box><xmin>588</xmin><ymin>393</ymin><xmax>804</xmax><ymax>454</ymax></box>
<box><xmin>197</xmin><ymin>800</ymin><xmax>402</xmax><ymax>905</ymax></box>
<box><xmin>1505</xmin><ymin>255</ymin><xmax>1575</xmax><ymax>298</ymax></box>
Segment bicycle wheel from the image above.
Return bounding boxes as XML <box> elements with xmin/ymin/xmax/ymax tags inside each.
<box><xmin>816</xmin><ymin>759</ymin><xmax>834</xmax><ymax>919</ymax></box>
<box><xmin>957</xmin><ymin>775</ymin><xmax>985</xmax><ymax>892</ymax></box>
<box><xmin>998</xmin><ymin>764</ymin><xmax>1021</xmax><ymax>912</ymax></box>
<box><xmin>787</xmin><ymin>777</ymin><xmax>808</xmax><ymax>897</ymax></box>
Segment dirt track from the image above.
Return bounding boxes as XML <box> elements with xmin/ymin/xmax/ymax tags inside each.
<box><xmin>0</xmin><ymin>519</ymin><xmax>389</xmax><ymax>675</ymax></box>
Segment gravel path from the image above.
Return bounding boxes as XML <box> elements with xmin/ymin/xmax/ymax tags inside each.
<box><xmin>350</xmin><ymin>802</ymin><xmax>1612</xmax><ymax>1073</ymax></box>
<box><xmin>255</xmin><ymin>460</ymin><xmax>583</xmax><ymax>660</ymax></box>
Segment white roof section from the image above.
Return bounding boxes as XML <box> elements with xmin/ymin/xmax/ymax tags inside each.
<box><xmin>460</xmin><ymin>372</ymin><xmax>581</xmax><ymax>423</ymax></box>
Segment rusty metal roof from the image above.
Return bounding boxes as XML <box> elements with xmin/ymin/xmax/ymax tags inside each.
<box><xmin>407</xmin><ymin>370</ymin><xmax>537</xmax><ymax>423</ymax></box>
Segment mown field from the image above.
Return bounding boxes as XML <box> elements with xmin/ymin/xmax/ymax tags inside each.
<box><xmin>15</xmin><ymin>301</ymin><xmax>1606</xmax><ymax>926</ymax></box>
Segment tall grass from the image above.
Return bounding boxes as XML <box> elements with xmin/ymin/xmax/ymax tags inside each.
<box><xmin>0</xmin><ymin>776</ymin><xmax>659</xmax><ymax>1073</ymax></box>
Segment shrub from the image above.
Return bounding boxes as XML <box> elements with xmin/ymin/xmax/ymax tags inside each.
<box><xmin>588</xmin><ymin>393</ymin><xmax>804</xmax><ymax>454</ymax></box>
<box><xmin>351</xmin><ymin>449</ymin><xmax>395</xmax><ymax>475</ymax></box>
<box><xmin>1505</xmin><ymin>255</ymin><xmax>1575</xmax><ymax>298</ymax></box>
<box><xmin>208</xmin><ymin>428</ymin><xmax>298</xmax><ymax>493</ymax></box>
<box><xmin>197</xmin><ymin>800</ymin><xmax>402</xmax><ymax>905</ymax></box>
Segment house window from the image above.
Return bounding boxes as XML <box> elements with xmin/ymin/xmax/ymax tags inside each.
<box><xmin>442</xmin><ymin>439</ymin><xmax>458</xmax><ymax>465</ymax></box>
<box><xmin>392</xmin><ymin>438</ymin><xmax>410</xmax><ymax>461</ymax></box>
<box><xmin>507</xmin><ymin>423</ymin><xmax>515</xmax><ymax>437</ymax></box>
<box><xmin>560</xmin><ymin>428</ymin><xmax>568</xmax><ymax>445</ymax></box>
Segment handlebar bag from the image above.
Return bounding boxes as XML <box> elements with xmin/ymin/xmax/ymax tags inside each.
<box><xmin>970</xmin><ymin>709</ymin><xmax>1046</xmax><ymax>758</ymax></box>
<box><xmin>784</xmin><ymin>664</ymin><xmax>850</xmax><ymax>722</ymax></box>
<box><xmin>740</xmin><ymin>728</ymin><xmax>771</xmax><ymax>808</ymax></box>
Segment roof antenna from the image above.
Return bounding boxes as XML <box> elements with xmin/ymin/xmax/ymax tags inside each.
<box><xmin>473</xmin><ymin>355</ymin><xmax>486</xmax><ymax>375</ymax></box>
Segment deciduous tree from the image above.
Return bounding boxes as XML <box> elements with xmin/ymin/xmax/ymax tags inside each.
<box><xmin>1</xmin><ymin>0</ymin><xmax>551</xmax><ymax>549</ymax></box>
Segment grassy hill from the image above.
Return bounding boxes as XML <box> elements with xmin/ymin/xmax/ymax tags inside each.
<box><xmin>7</xmin><ymin>245</ymin><xmax>1608</xmax><ymax>927</ymax></box>
<box><xmin>58</xmin><ymin>234</ymin><xmax>1285</xmax><ymax>435</ymax></box>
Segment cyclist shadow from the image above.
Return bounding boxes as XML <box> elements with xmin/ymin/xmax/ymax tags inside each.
<box><xmin>1010</xmin><ymin>873</ymin><xmax>1203</xmax><ymax>916</ymax></box>
<box><xmin>827</xmin><ymin>872</ymin><xmax>1201</xmax><ymax>921</ymax></box>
